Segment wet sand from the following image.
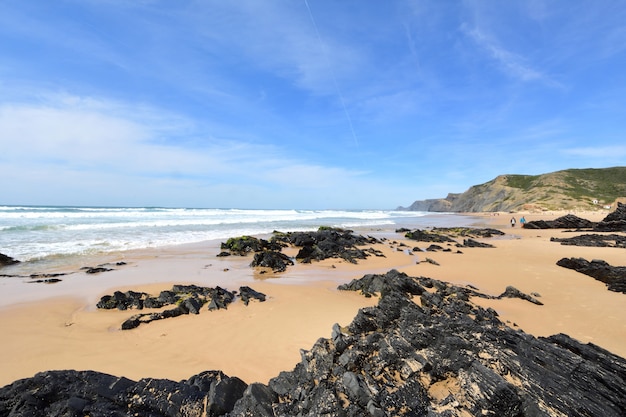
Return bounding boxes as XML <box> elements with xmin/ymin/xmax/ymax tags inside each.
<box><xmin>1</xmin><ymin>211</ymin><xmax>624</xmax><ymax>388</ymax></box>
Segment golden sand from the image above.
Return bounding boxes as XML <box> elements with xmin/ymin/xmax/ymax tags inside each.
<box><xmin>0</xmin><ymin>211</ymin><xmax>624</xmax><ymax>387</ymax></box>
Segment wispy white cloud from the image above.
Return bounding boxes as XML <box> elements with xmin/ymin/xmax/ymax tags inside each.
<box><xmin>460</xmin><ymin>24</ymin><xmax>545</xmax><ymax>83</ymax></box>
<box><xmin>0</xmin><ymin>93</ymin><xmax>396</xmax><ymax>207</ymax></box>
<box><xmin>562</xmin><ymin>145</ymin><xmax>626</xmax><ymax>159</ymax></box>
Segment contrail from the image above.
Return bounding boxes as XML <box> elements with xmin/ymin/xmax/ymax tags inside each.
<box><xmin>304</xmin><ymin>0</ymin><xmax>359</xmax><ymax>147</ymax></box>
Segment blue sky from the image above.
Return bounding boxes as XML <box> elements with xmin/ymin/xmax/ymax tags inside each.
<box><xmin>1</xmin><ymin>1</ymin><xmax>625</xmax><ymax>209</ymax></box>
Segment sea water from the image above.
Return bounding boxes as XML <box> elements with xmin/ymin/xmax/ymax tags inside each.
<box><xmin>0</xmin><ymin>206</ymin><xmax>476</xmax><ymax>268</ymax></box>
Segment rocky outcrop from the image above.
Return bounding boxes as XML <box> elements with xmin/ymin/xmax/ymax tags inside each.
<box><xmin>523</xmin><ymin>214</ymin><xmax>595</xmax><ymax>229</ymax></box>
<box><xmin>403</xmin><ymin>228</ymin><xmax>501</xmax><ymax>250</ymax></box>
<box><xmin>0</xmin><ymin>369</ymin><xmax>246</xmax><ymax>417</ymax></box>
<box><xmin>249</xmin><ymin>251</ymin><xmax>294</xmax><ymax>272</ymax></box>
<box><xmin>404</xmin><ymin>229</ymin><xmax>457</xmax><ymax>243</ymax></box>
<box><xmin>231</xmin><ymin>270</ymin><xmax>624</xmax><ymax>416</ymax></box>
<box><xmin>96</xmin><ymin>284</ymin><xmax>265</xmax><ymax>330</ymax></box>
<box><xmin>272</xmin><ymin>227</ymin><xmax>381</xmax><ymax>264</ymax></box>
<box><xmin>2</xmin><ymin>270</ymin><xmax>625</xmax><ymax>416</ymax></box>
<box><xmin>0</xmin><ymin>252</ymin><xmax>20</xmax><ymax>267</ymax></box>
<box><xmin>221</xmin><ymin>228</ymin><xmax>382</xmax><ymax>272</ymax></box>
<box><xmin>557</xmin><ymin>257</ymin><xmax>626</xmax><ymax>293</ymax></box>
<box><xmin>550</xmin><ymin>233</ymin><xmax>626</xmax><ymax>248</ymax></box>
<box><xmin>595</xmin><ymin>202</ymin><xmax>626</xmax><ymax>231</ymax></box>
<box><xmin>238</xmin><ymin>286</ymin><xmax>267</xmax><ymax>305</ymax></box>
<box><xmin>220</xmin><ymin>236</ymin><xmax>284</xmax><ymax>256</ymax></box>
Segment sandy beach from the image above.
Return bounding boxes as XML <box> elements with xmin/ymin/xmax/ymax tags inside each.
<box><xmin>1</xmin><ymin>211</ymin><xmax>625</xmax><ymax>388</ymax></box>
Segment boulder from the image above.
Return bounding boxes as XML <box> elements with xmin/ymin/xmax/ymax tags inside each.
<box><xmin>206</xmin><ymin>377</ymin><xmax>248</xmax><ymax>416</ymax></box>
<box><xmin>238</xmin><ymin>286</ymin><xmax>266</xmax><ymax>305</ymax></box>
<box><xmin>249</xmin><ymin>250</ymin><xmax>294</xmax><ymax>272</ymax></box>
<box><xmin>220</xmin><ymin>236</ymin><xmax>283</xmax><ymax>256</ymax></box>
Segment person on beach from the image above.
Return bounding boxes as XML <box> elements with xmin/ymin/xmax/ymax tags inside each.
<box><xmin>511</xmin><ymin>217</ymin><xmax>516</xmax><ymax>227</ymax></box>
<box><xmin>520</xmin><ymin>216</ymin><xmax>526</xmax><ymax>228</ymax></box>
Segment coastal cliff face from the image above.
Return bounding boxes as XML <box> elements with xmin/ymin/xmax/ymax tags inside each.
<box><xmin>400</xmin><ymin>166</ymin><xmax>626</xmax><ymax>212</ymax></box>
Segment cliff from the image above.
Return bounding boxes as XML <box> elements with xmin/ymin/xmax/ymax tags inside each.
<box><xmin>400</xmin><ymin>166</ymin><xmax>626</xmax><ymax>212</ymax></box>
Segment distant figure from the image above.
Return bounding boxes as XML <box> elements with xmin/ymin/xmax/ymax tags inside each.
<box><xmin>511</xmin><ymin>217</ymin><xmax>516</xmax><ymax>227</ymax></box>
<box><xmin>520</xmin><ymin>216</ymin><xmax>526</xmax><ymax>228</ymax></box>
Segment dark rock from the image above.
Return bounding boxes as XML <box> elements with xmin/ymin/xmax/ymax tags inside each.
<box><xmin>557</xmin><ymin>257</ymin><xmax>626</xmax><ymax>293</ymax></box>
<box><xmin>0</xmin><ymin>252</ymin><xmax>20</xmax><ymax>266</ymax></box>
<box><xmin>238</xmin><ymin>286</ymin><xmax>266</xmax><ymax>305</ymax></box>
<box><xmin>404</xmin><ymin>229</ymin><xmax>457</xmax><ymax>243</ymax></box>
<box><xmin>498</xmin><ymin>285</ymin><xmax>543</xmax><ymax>305</ymax></box>
<box><xmin>601</xmin><ymin>202</ymin><xmax>626</xmax><ymax>222</ymax></box>
<box><xmin>338</xmin><ymin>269</ymin><xmax>424</xmax><ymax>298</ymax></box>
<box><xmin>208</xmin><ymin>287</ymin><xmax>235</xmax><ymax>311</ymax></box>
<box><xmin>426</xmin><ymin>244</ymin><xmax>443</xmax><ymax>251</ymax></box>
<box><xmin>595</xmin><ymin>202</ymin><xmax>626</xmax><ymax>232</ymax></box>
<box><xmin>96</xmin><ymin>290</ymin><xmax>148</xmax><ymax>310</ymax></box>
<box><xmin>0</xmin><ymin>369</ymin><xmax>214</xmax><ymax>417</ymax></box>
<box><xmin>121</xmin><ymin>306</ymin><xmax>188</xmax><ymax>330</ymax></box>
<box><xmin>249</xmin><ymin>250</ymin><xmax>294</xmax><ymax>272</ymax></box>
<box><xmin>229</xmin><ymin>383</ymin><xmax>277</xmax><ymax>417</ymax></box>
<box><xmin>4</xmin><ymin>270</ymin><xmax>626</xmax><ymax>416</ymax></box>
<box><xmin>273</xmin><ymin>227</ymin><xmax>379</xmax><ymax>265</ymax></box>
<box><xmin>28</xmin><ymin>278</ymin><xmax>63</xmax><ymax>284</ymax></box>
<box><xmin>523</xmin><ymin>214</ymin><xmax>595</xmax><ymax>229</ymax></box>
<box><xmin>423</xmin><ymin>257</ymin><xmax>440</xmax><ymax>265</ymax></box>
<box><xmin>550</xmin><ymin>233</ymin><xmax>626</xmax><ymax>248</ymax></box>
<box><xmin>460</xmin><ymin>238</ymin><xmax>495</xmax><ymax>248</ymax></box>
<box><xmin>220</xmin><ymin>236</ymin><xmax>283</xmax><ymax>256</ymax></box>
<box><xmin>433</xmin><ymin>227</ymin><xmax>506</xmax><ymax>238</ymax></box>
<box><xmin>207</xmin><ymin>377</ymin><xmax>248</xmax><ymax>416</ymax></box>
<box><xmin>181</xmin><ymin>296</ymin><xmax>203</xmax><ymax>314</ymax></box>
<box><xmin>83</xmin><ymin>266</ymin><xmax>113</xmax><ymax>274</ymax></box>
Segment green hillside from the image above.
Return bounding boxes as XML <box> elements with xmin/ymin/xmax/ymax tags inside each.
<box><xmin>401</xmin><ymin>167</ymin><xmax>626</xmax><ymax>212</ymax></box>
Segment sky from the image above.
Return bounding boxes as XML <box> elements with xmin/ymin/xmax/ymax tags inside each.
<box><xmin>1</xmin><ymin>1</ymin><xmax>625</xmax><ymax>209</ymax></box>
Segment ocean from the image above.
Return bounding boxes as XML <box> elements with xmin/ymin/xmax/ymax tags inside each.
<box><xmin>0</xmin><ymin>206</ymin><xmax>478</xmax><ymax>268</ymax></box>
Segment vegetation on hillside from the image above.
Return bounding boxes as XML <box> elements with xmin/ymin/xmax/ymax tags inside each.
<box><xmin>402</xmin><ymin>167</ymin><xmax>626</xmax><ymax>212</ymax></box>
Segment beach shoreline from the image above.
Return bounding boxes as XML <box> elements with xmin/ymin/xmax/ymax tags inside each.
<box><xmin>1</xmin><ymin>210</ymin><xmax>624</xmax><ymax>388</ymax></box>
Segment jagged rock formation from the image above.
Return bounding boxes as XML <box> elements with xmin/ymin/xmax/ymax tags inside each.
<box><xmin>249</xmin><ymin>250</ymin><xmax>294</xmax><ymax>272</ymax></box>
<box><xmin>0</xmin><ymin>369</ymin><xmax>246</xmax><ymax>417</ymax></box>
<box><xmin>595</xmin><ymin>201</ymin><xmax>626</xmax><ymax>231</ymax></box>
<box><xmin>550</xmin><ymin>233</ymin><xmax>626</xmax><ymax>248</ymax></box>
<box><xmin>557</xmin><ymin>257</ymin><xmax>626</xmax><ymax>293</ymax></box>
<box><xmin>219</xmin><ymin>228</ymin><xmax>383</xmax><ymax>272</ymax></box>
<box><xmin>0</xmin><ymin>252</ymin><xmax>20</xmax><ymax>267</ymax></box>
<box><xmin>523</xmin><ymin>203</ymin><xmax>626</xmax><ymax>232</ymax></box>
<box><xmin>399</xmin><ymin>167</ymin><xmax>626</xmax><ymax>212</ymax></box>
<box><xmin>402</xmin><ymin>227</ymin><xmax>502</xmax><ymax>250</ymax></box>
<box><xmin>4</xmin><ymin>270</ymin><xmax>624</xmax><ymax>416</ymax></box>
<box><xmin>220</xmin><ymin>236</ymin><xmax>285</xmax><ymax>256</ymax></box>
<box><xmin>96</xmin><ymin>284</ymin><xmax>265</xmax><ymax>330</ymax></box>
<box><xmin>523</xmin><ymin>214</ymin><xmax>595</xmax><ymax>229</ymax></box>
<box><xmin>273</xmin><ymin>227</ymin><xmax>382</xmax><ymax>264</ymax></box>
